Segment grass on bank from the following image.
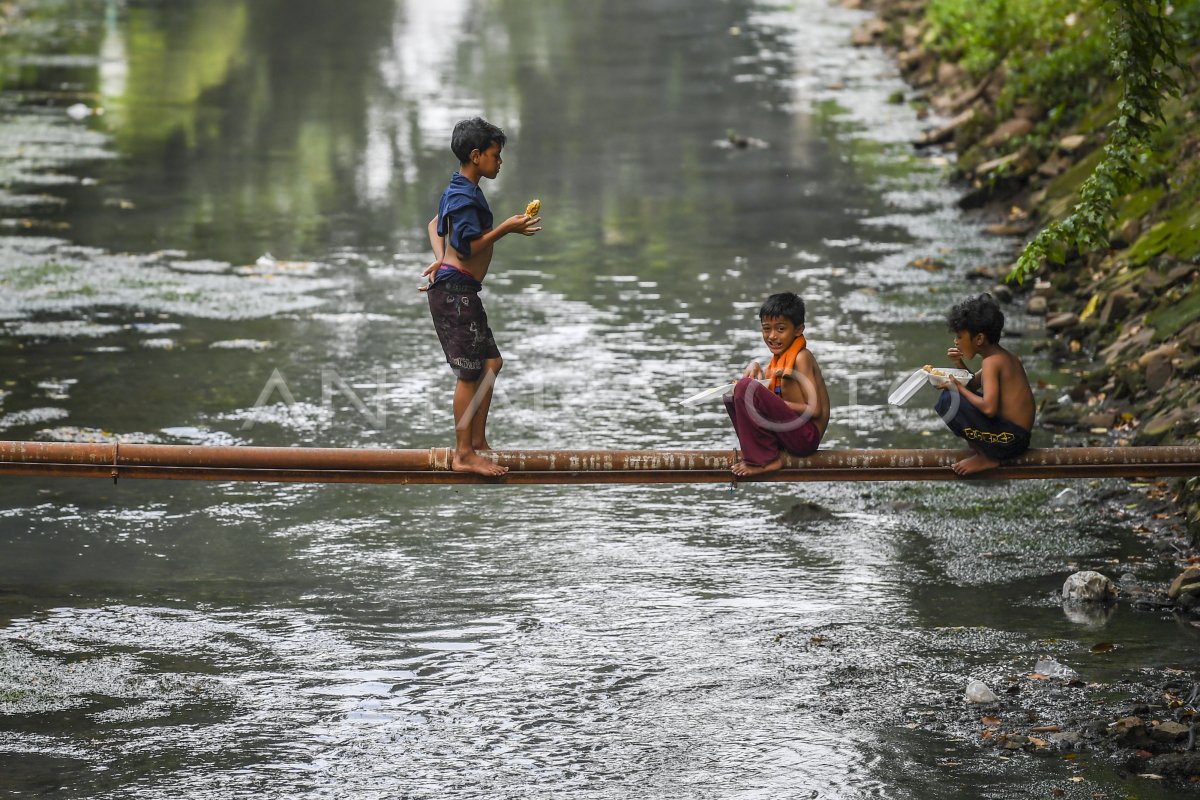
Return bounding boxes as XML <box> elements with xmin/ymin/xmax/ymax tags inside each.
<box><xmin>922</xmin><ymin>0</ymin><xmax>1198</xmax><ymax>282</ymax></box>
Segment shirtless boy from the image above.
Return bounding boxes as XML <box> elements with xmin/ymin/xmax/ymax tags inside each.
<box><xmin>934</xmin><ymin>293</ymin><xmax>1035</xmax><ymax>476</ymax></box>
<box><xmin>421</xmin><ymin>117</ymin><xmax>541</xmax><ymax>476</ymax></box>
<box><xmin>724</xmin><ymin>292</ymin><xmax>830</xmax><ymax>477</ymax></box>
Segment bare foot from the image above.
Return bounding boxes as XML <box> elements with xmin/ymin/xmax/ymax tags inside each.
<box><xmin>731</xmin><ymin>457</ymin><xmax>782</xmax><ymax>478</ymax></box>
<box><xmin>951</xmin><ymin>453</ymin><xmax>1000</xmax><ymax>476</ymax></box>
<box><xmin>452</xmin><ymin>450</ymin><xmax>508</xmax><ymax>476</ymax></box>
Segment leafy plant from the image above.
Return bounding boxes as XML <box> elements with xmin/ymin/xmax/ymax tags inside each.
<box><xmin>1007</xmin><ymin>0</ymin><xmax>1184</xmax><ymax>283</ymax></box>
<box><xmin>925</xmin><ymin>0</ymin><xmax>1089</xmax><ymax>77</ymax></box>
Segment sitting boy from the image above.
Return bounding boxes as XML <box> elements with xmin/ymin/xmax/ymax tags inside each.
<box><xmin>934</xmin><ymin>293</ymin><xmax>1035</xmax><ymax>476</ymax></box>
<box><xmin>724</xmin><ymin>292</ymin><xmax>829</xmax><ymax>477</ymax></box>
<box><xmin>420</xmin><ymin>117</ymin><xmax>541</xmax><ymax>476</ymax></box>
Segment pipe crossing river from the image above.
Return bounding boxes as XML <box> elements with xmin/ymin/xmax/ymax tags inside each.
<box><xmin>0</xmin><ymin>441</ymin><xmax>1197</xmax><ymax>485</ymax></box>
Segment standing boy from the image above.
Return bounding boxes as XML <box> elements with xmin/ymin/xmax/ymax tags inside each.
<box><xmin>934</xmin><ymin>293</ymin><xmax>1035</xmax><ymax>476</ymax></box>
<box><xmin>724</xmin><ymin>292</ymin><xmax>829</xmax><ymax>477</ymax></box>
<box><xmin>421</xmin><ymin>117</ymin><xmax>541</xmax><ymax>476</ymax></box>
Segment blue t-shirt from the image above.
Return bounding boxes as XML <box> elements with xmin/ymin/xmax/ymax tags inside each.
<box><xmin>436</xmin><ymin>172</ymin><xmax>493</xmax><ymax>259</ymax></box>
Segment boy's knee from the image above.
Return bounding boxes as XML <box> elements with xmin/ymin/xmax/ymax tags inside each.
<box><xmin>733</xmin><ymin>375</ymin><xmax>757</xmax><ymax>398</ymax></box>
<box><xmin>454</xmin><ymin>369</ymin><xmax>483</xmax><ymax>383</ymax></box>
<box><xmin>486</xmin><ymin>356</ymin><xmax>503</xmax><ymax>374</ymax></box>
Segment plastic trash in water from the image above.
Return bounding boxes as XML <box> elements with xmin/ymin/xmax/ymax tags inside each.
<box><xmin>965</xmin><ymin>680</ymin><xmax>998</xmax><ymax>704</ymax></box>
<box><xmin>1033</xmin><ymin>657</ymin><xmax>1079</xmax><ymax>680</ymax></box>
<box><xmin>255</xmin><ymin>252</ymin><xmax>277</xmax><ymax>269</ymax></box>
<box><xmin>66</xmin><ymin>103</ymin><xmax>92</xmax><ymax>120</ymax></box>
<box><xmin>1050</xmin><ymin>488</ymin><xmax>1078</xmax><ymax>508</ymax></box>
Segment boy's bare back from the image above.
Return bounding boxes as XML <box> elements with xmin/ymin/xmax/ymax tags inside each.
<box><xmin>979</xmin><ymin>346</ymin><xmax>1035</xmax><ymax>431</ymax></box>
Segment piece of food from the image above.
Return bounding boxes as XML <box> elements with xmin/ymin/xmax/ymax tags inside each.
<box><xmin>525</xmin><ymin>199</ymin><xmax>541</xmax><ymax>218</ymax></box>
<box><xmin>922</xmin><ymin>365</ymin><xmax>948</xmax><ymax>377</ymax></box>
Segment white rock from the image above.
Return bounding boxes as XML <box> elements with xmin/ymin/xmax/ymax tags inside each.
<box><xmin>1062</xmin><ymin>570</ymin><xmax>1116</xmax><ymax>603</ymax></box>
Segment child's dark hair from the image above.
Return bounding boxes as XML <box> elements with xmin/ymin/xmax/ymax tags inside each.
<box><xmin>947</xmin><ymin>293</ymin><xmax>1004</xmax><ymax>343</ymax></box>
<box><xmin>759</xmin><ymin>292</ymin><xmax>805</xmax><ymax>326</ymax></box>
<box><xmin>451</xmin><ymin>117</ymin><xmax>507</xmax><ymax>164</ymax></box>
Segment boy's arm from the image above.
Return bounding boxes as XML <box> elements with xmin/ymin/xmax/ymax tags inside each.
<box><xmin>781</xmin><ymin>352</ymin><xmax>823</xmax><ymax>418</ymax></box>
<box><xmin>462</xmin><ymin>213</ymin><xmax>542</xmax><ymax>256</ymax></box>
<box><xmin>946</xmin><ymin>345</ymin><xmax>981</xmax><ymax>391</ymax></box>
<box><xmin>427</xmin><ymin>216</ymin><xmax>444</xmax><ymax>261</ymax></box>
<box><xmin>953</xmin><ymin>356</ymin><xmax>1000</xmax><ymax>416</ymax></box>
<box><xmin>419</xmin><ymin>216</ymin><xmax>444</xmax><ymax>289</ymax></box>
<box><xmin>419</xmin><ymin>211</ymin><xmax>541</xmax><ymax>290</ymax></box>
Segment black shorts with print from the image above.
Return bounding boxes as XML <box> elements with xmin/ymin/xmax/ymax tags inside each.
<box><xmin>427</xmin><ymin>281</ymin><xmax>501</xmax><ymax>382</ymax></box>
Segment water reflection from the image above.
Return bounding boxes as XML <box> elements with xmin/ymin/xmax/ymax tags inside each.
<box><xmin>1061</xmin><ymin>600</ymin><xmax>1117</xmax><ymax>628</ymax></box>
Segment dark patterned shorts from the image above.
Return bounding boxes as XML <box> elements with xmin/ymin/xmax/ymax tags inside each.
<box><xmin>934</xmin><ymin>390</ymin><xmax>1031</xmax><ymax>461</ymax></box>
<box><xmin>427</xmin><ymin>282</ymin><xmax>501</xmax><ymax>381</ymax></box>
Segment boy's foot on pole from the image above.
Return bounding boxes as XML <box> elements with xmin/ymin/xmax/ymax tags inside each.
<box><xmin>731</xmin><ymin>457</ymin><xmax>782</xmax><ymax>478</ymax></box>
<box><xmin>950</xmin><ymin>453</ymin><xmax>1000</xmax><ymax>476</ymax></box>
<box><xmin>452</xmin><ymin>450</ymin><xmax>508</xmax><ymax>476</ymax></box>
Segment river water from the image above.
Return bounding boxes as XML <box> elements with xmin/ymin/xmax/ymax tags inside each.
<box><xmin>1</xmin><ymin>1</ymin><xmax>1197</xmax><ymax>798</ymax></box>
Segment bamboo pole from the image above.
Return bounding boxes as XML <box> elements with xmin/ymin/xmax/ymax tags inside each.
<box><xmin>0</xmin><ymin>441</ymin><xmax>1196</xmax><ymax>484</ymax></box>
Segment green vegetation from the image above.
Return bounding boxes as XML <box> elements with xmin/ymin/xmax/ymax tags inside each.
<box><xmin>0</xmin><ymin>688</ymin><xmax>28</xmax><ymax>703</ymax></box>
<box><xmin>1146</xmin><ymin>284</ymin><xmax>1200</xmax><ymax>338</ymax></box>
<box><xmin>940</xmin><ymin>486</ymin><xmax>1057</xmax><ymax>520</ymax></box>
<box><xmin>1012</xmin><ymin>0</ymin><xmax>1184</xmax><ymax>282</ymax></box>
<box><xmin>6</xmin><ymin>262</ymin><xmax>78</xmax><ymax>290</ymax></box>
<box><xmin>923</xmin><ymin>0</ymin><xmax>1190</xmax><ymax>283</ymax></box>
<box><xmin>926</xmin><ymin>0</ymin><xmax>1101</xmax><ymax>86</ymax></box>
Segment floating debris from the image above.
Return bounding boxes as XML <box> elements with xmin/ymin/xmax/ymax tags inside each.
<box><xmin>209</xmin><ymin>339</ymin><xmax>273</xmax><ymax>351</ymax></box>
<box><xmin>35</xmin><ymin>378</ymin><xmax>76</xmax><ymax>400</ymax></box>
<box><xmin>966</xmin><ymin>680</ymin><xmax>998</xmax><ymax>704</ymax></box>
<box><xmin>907</xmin><ymin>256</ymin><xmax>949</xmax><ymax>272</ymax></box>
<box><xmin>37</xmin><ymin>426</ymin><xmax>162</xmax><ymax>444</ymax></box>
<box><xmin>128</xmin><ymin>322</ymin><xmax>182</xmax><ymax>334</ymax></box>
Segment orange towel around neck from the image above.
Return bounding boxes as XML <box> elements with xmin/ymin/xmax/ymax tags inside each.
<box><xmin>765</xmin><ymin>335</ymin><xmax>807</xmax><ymax>394</ymax></box>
